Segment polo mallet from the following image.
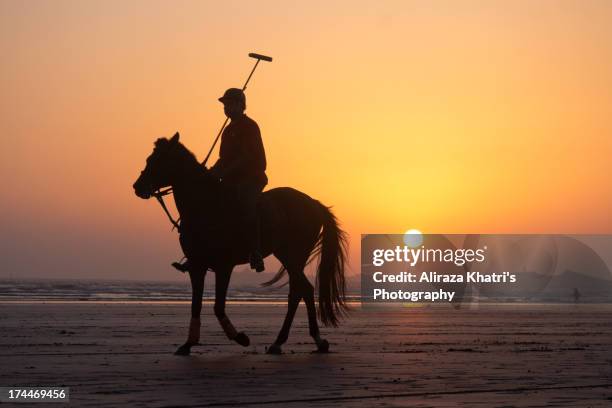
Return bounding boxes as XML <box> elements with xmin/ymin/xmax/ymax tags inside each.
<box><xmin>154</xmin><ymin>53</ymin><xmax>272</xmax><ymax>232</ymax></box>
<box><xmin>202</xmin><ymin>52</ymin><xmax>273</xmax><ymax>166</ymax></box>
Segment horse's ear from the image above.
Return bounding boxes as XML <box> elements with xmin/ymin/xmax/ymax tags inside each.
<box><xmin>170</xmin><ymin>132</ymin><xmax>180</xmax><ymax>143</ymax></box>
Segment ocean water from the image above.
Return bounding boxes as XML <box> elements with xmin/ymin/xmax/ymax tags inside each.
<box><xmin>0</xmin><ymin>279</ymin><xmax>290</xmax><ymax>302</ymax></box>
<box><xmin>1</xmin><ymin>276</ymin><xmax>608</xmax><ymax>303</ymax></box>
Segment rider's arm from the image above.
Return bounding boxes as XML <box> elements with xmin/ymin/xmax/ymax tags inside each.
<box><xmin>217</xmin><ymin>156</ymin><xmax>244</xmax><ymax>178</ymax></box>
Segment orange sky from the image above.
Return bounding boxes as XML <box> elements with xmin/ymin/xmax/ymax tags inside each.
<box><xmin>1</xmin><ymin>0</ymin><xmax>611</xmax><ymax>280</ymax></box>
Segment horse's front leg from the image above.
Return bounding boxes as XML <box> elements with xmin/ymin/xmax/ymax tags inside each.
<box><xmin>215</xmin><ymin>267</ymin><xmax>250</xmax><ymax>347</ymax></box>
<box><xmin>175</xmin><ymin>268</ymin><xmax>206</xmax><ymax>356</ymax></box>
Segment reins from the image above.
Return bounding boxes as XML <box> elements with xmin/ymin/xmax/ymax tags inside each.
<box><xmin>152</xmin><ymin>187</ymin><xmax>180</xmax><ymax>232</ymax></box>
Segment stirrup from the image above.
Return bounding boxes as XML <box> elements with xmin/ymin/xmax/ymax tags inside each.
<box><xmin>249</xmin><ymin>252</ymin><xmax>265</xmax><ymax>273</ymax></box>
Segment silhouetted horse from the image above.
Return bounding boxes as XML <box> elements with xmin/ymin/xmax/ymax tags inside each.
<box><xmin>133</xmin><ymin>133</ymin><xmax>348</xmax><ymax>355</ymax></box>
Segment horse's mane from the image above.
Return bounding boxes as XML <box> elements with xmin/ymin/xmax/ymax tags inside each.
<box><xmin>155</xmin><ymin>137</ymin><xmax>200</xmax><ymax>167</ymax></box>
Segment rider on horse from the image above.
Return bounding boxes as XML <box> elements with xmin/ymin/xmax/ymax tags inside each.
<box><xmin>172</xmin><ymin>88</ymin><xmax>267</xmax><ymax>273</ymax></box>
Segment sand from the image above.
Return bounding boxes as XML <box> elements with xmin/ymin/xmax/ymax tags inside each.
<box><xmin>1</xmin><ymin>302</ymin><xmax>612</xmax><ymax>407</ymax></box>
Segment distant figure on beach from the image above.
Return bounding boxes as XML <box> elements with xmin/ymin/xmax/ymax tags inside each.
<box><xmin>173</xmin><ymin>88</ymin><xmax>268</xmax><ymax>273</ymax></box>
<box><xmin>573</xmin><ymin>287</ymin><xmax>581</xmax><ymax>304</ymax></box>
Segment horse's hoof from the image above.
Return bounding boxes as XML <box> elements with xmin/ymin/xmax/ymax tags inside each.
<box><xmin>234</xmin><ymin>332</ymin><xmax>250</xmax><ymax>347</ymax></box>
<box><xmin>266</xmin><ymin>344</ymin><xmax>282</xmax><ymax>355</ymax></box>
<box><xmin>174</xmin><ymin>343</ymin><xmax>192</xmax><ymax>356</ymax></box>
<box><xmin>316</xmin><ymin>339</ymin><xmax>330</xmax><ymax>353</ymax></box>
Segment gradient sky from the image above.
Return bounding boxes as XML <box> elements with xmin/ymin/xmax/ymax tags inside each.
<box><xmin>1</xmin><ymin>0</ymin><xmax>611</xmax><ymax>281</ymax></box>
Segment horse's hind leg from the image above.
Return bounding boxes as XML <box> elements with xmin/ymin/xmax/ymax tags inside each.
<box><xmin>302</xmin><ymin>276</ymin><xmax>329</xmax><ymax>353</ymax></box>
<box><xmin>267</xmin><ymin>275</ymin><xmax>301</xmax><ymax>355</ymax></box>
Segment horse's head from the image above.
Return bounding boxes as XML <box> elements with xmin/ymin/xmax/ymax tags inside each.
<box><xmin>133</xmin><ymin>132</ymin><xmax>184</xmax><ymax>199</ymax></box>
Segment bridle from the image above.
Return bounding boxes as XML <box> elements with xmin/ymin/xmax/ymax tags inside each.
<box><xmin>143</xmin><ymin>140</ymin><xmax>182</xmax><ymax>232</ymax></box>
<box><xmin>152</xmin><ymin>187</ymin><xmax>180</xmax><ymax>232</ymax></box>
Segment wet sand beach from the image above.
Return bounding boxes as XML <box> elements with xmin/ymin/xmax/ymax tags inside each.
<box><xmin>1</xmin><ymin>302</ymin><xmax>612</xmax><ymax>407</ymax></box>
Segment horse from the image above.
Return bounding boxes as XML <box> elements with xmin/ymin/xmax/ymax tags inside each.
<box><xmin>133</xmin><ymin>132</ymin><xmax>348</xmax><ymax>355</ymax></box>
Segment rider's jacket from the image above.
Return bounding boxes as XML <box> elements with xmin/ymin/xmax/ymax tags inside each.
<box><xmin>212</xmin><ymin>114</ymin><xmax>267</xmax><ymax>187</ymax></box>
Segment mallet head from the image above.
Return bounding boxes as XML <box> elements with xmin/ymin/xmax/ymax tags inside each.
<box><xmin>248</xmin><ymin>53</ymin><xmax>273</xmax><ymax>62</ymax></box>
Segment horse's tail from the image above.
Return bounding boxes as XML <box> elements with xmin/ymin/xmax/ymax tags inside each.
<box><xmin>315</xmin><ymin>202</ymin><xmax>349</xmax><ymax>327</ymax></box>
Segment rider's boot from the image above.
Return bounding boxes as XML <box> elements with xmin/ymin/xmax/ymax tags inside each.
<box><xmin>172</xmin><ymin>260</ymin><xmax>190</xmax><ymax>273</ymax></box>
